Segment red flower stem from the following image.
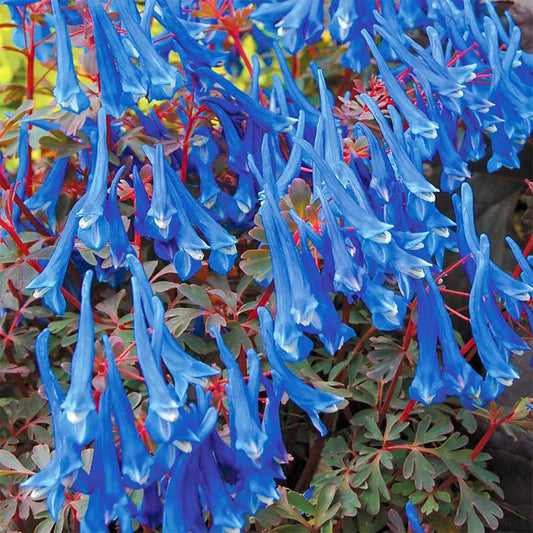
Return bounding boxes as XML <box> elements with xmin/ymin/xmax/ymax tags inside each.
<box><xmin>399</xmin><ymin>399</ymin><xmax>417</xmax><ymax>423</ymax></box>
<box><xmin>378</xmin><ymin>318</ymin><xmax>416</xmax><ymax>425</ymax></box>
<box><xmin>513</xmin><ymin>231</ymin><xmax>533</xmax><ymax>278</ymax></box>
<box><xmin>244</xmin><ymin>281</ymin><xmax>274</xmax><ymax>323</ymax></box>
<box><xmin>434</xmin><ymin>253</ymin><xmax>473</xmax><ymax>282</ymax></box>
<box><xmin>24</xmin><ymin>7</ymin><xmax>35</xmax><ymax>196</ymax></box>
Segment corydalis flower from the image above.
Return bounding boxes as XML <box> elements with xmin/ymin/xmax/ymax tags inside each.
<box><xmin>76</xmin><ymin>108</ymin><xmax>110</xmax><ymax>250</ymax></box>
<box><xmin>60</xmin><ymin>270</ymin><xmax>98</xmax><ymax>444</ymax></box>
<box><xmin>211</xmin><ymin>327</ymin><xmax>267</xmax><ymax>461</ymax></box>
<box><xmin>26</xmin><ymin>196</ymin><xmax>84</xmax><ymax>315</ymax></box>
<box><xmin>51</xmin><ymin>0</ymin><xmax>89</xmax><ymax>113</ymax></box>
<box><xmin>258</xmin><ymin>307</ymin><xmax>343</xmax><ymax>436</ymax></box>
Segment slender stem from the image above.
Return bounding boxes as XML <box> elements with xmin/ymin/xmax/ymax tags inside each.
<box><xmin>377</xmin><ymin>318</ymin><xmax>416</xmax><ymax>425</ymax></box>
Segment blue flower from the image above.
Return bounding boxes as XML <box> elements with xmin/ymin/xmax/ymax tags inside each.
<box><xmin>408</xmin><ymin>280</ymin><xmax>448</xmax><ymax>405</ymax></box>
<box><xmin>24</xmin><ymin>157</ymin><xmax>69</xmax><ymax>233</ymax></box>
<box><xmin>361</xmin><ymin>30</ymin><xmax>439</xmax><ymax>138</ymax></box>
<box><xmin>113</xmin><ymin>0</ymin><xmax>183</xmax><ymax>99</ymax></box>
<box><xmin>211</xmin><ymin>327</ymin><xmax>267</xmax><ymax>461</ymax></box>
<box><xmin>103</xmin><ymin>335</ymin><xmax>154</xmax><ymax>487</ymax></box>
<box><xmin>51</xmin><ymin>0</ymin><xmax>89</xmax><ymax>113</ymax></box>
<box><xmin>127</xmin><ymin>254</ymin><xmax>218</xmax><ymax>400</ymax></box>
<box><xmin>21</xmin><ymin>330</ymin><xmax>83</xmax><ymax>519</ymax></box>
<box><xmin>26</xmin><ymin>197</ymin><xmax>84</xmax><ymax>316</ymax></box>
<box><xmin>131</xmin><ymin>276</ymin><xmax>181</xmax><ymax>442</ymax></box>
<box><xmin>258</xmin><ymin>307</ymin><xmax>343</xmax><ymax>436</ymax></box>
<box><xmin>405</xmin><ymin>502</ymin><xmax>425</xmax><ymax>533</ymax></box>
<box><xmin>60</xmin><ymin>270</ymin><xmax>98</xmax><ymax>444</ymax></box>
<box><xmin>105</xmin><ymin>166</ymin><xmax>134</xmax><ymax>269</ymax></box>
<box><xmin>470</xmin><ymin>235</ymin><xmax>521</xmax><ymax>385</ymax></box>
<box><xmin>359</xmin><ymin>94</ymin><xmax>439</xmax><ymax>201</ymax></box>
<box><xmin>80</xmin><ymin>391</ymin><xmax>135</xmax><ymax>533</ymax></box>
<box><xmin>76</xmin><ymin>109</ymin><xmax>111</xmax><ymax>250</ymax></box>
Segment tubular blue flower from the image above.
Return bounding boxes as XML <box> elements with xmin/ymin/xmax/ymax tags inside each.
<box><xmin>144</xmin><ymin>143</ymin><xmax>178</xmax><ymax>240</ymax></box>
<box><xmin>315</xmin><ymin>183</ymin><xmax>364</xmax><ymax>296</ymax></box>
<box><xmin>296</xmin><ymin>137</ymin><xmax>394</xmax><ymax>243</ymax></box>
<box><xmin>60</xmin><ymin>270</ymin><xmax>98</xmax><ymax>443</ymax></box>
<box><xmin>77</xmin><ymin>109</ymin><xmax>111</xmax><ymax>250</ymax></box>
<box><xmin>26</xmin><ymin>196</ymin><xmax>83</xmax><ymax>316</ymax></box>
<box><xmin>361</xmin><ymin>30</ymin><xmax>439</xmax><ymax>138</ymax></box>
<box><xmin>423</xmin><ymin>268</ymin><xmax>483</xmax><ymax>407</ymax></box>
<box><xmin>470</xmin><ymin>235</ymin><xmax>521</xmax><ymax>385</ymax></box>
<box><xmin>262</xmin><ymin>141</ymin><xmax>319</xmax><ymax>327</ymax></box>
<box><xmin>131</xmin><ymin>277</ymin><xmax>181</xmax><ymax>442</ymax></box>
<box><xmin>359</xmin><ymin>94</ymin><xmax>439</xmax><ymax>201</ymax></box>
<box><xmin>51</xmin><ymin>0</ymin><xmax>89</xmax><ymax>113</ymax></box>
<box><xmin>272</xmin><ymin>42</ymin><xmax>319</xmax><ymax>124</ymax></box>
<box><xmin>127</xmin><ymin>254</ymin><xmax>219</xmax><ymax>400</ymax></box>
<box><xmin>80</xmin><ymin>391</ymin><xmax>135</xmax><ymax>533</ymax></box>
<box><xmin>296</xmin><ymin>219</ymin><xmax>355</xmax><ymax>354</ymax></box>
<box><xmin>155</xmin><ymin>0</ymin><xmax>227</xmax><ymax>70</ymax></box>
<box><xmin>86</xmin><ymin>0</ymin><xmax>135</xmax><ymax>117</ymax></box>
<box><xmin>211</xmin><ymin>327</ymin><xmax>267</xmax><ymax>461</ymax></box>
<box><xmin>258</xmin><ymin>307</ymin><xmax>343</xmax><ymax>436</ymax></box>
<box><xmin>24</xmin><ymin>156</ymin><xmax>69</xmax><ymax>233</ymax></box>
<box><xmin>113</xmin><ymin>0</ymin><xmax>182</xmax><ymax>99</ymax></box>
<box><xmin>21</xmin><ymin>330</ymin><xmax>83</xmax><ymax>518</ymax></box>
<box><xmin>196</xmin><ymin>67</ymin><xmax>297</xmax><ymax>133</ymax></box>
<box><xmin>187</xmin><ymin>127</ymin><xmax>221</xmax><ymax>209</ymax></box>
<box><xmin>105</xmin><ymin>166</ymin><xmax>134</xmax><ymax>269</ymax></box>
<box><xmin>260</xmin><ymin>200</ymin><xmax>313</xmax><ymax>361</ymax></box>
<box><xmin>252</xmin><ymin>0</ymin><xmax>324</xmax><ymax>54</ymax></box>
<box><xmin>405</xmin><ymin>502</ymin><xmax>425</xmax><ymax>533</ymax></box>
<box><xmin>409</xmin><ymin>280</ymin><xmax>448</xmax><ymax>405</ymax></box>
<box><xmin>103</xmin><ymin>336</ymin><xmax>154</xmax><ymax>487</ymax></box>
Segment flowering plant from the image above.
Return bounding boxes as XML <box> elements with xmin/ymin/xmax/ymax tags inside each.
<box><xmin>0</xmin><ymin>0</ymin><xmax>532</xmax><ymax>531</ymax></box>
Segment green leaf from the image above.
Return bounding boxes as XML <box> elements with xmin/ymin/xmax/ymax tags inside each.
<box><xmin>413</xmin><ymin>415</ymin><xmax>453</xmax><ymax>446</ymax></box>
<box><xmin>315</xmin><ymin>483</ymin><xmax>338</xmax><ymax>527</ymax></box>
<box><xmin>178</xmin><ymin>284</ymin><xmax>212</xmax><ymax>309</ymax></box>
<box><xmin>403</xmin><ymin>450</ymin><xmax>436</xmax><ymax>492</ymax></box>
<box><xmin>287</xmin><ymin>491</ymin><xmax>315</xmax><ymax>517</ymax></box>
<box><xmin>421</xmin><ymin>494</ymin><xmax>439</xmax><ymax>514</ymax></box>
<box><xmin>358</xmin><ymin>455</ymin><xmax>390</xmax><ymax>516</ymax></box>
<box><xmin>454</xmin><ymin>478</ymin><xmax>503</xmax><ymax>533</ymax></box>
<box><xmin>433</xmin><ymin>433</ymin><xmax>470</xmax><ymax>477</ymax></box>
<box><xmin>240</xmin><ymin>248</ymin><xmax>272</xmax><ymax>282</ymax></box>
<box><xmin>0</xmin><ymin>450</ymin><xmax>33</xmax><ymax>475</ymax></box>
<box><xmin>336</xmin><ymin>482</ymin><xmax>361</xmax><ymax>517</ymax></box>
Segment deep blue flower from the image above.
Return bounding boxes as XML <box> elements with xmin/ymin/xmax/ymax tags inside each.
<box><xmin>359</xmin><ymin>93</ymin><xmax>439</xmax><ymax>201</ymax></box>
<box><xmin>26</xmin><ymin>197</ymin><xmax>84</xmax><ymax>316</ymax></box>
<box><xmin>131</xmin><ymin>276</ymin><xmax>181</xmax><ymax>442</ymax></box>
<box><xmin>21</xmin><ymin>330</ymin><xmax>83</xmax><ymax>518</ymax></box>
<box><xmin>361</xmin><ymin>30</ymin><xmax>439</xmax><ymax>139</ymax></box>
<box><xmin>470</xmin><ymin>235</ymin><xmax>521</xmax><ymax>385</ymax></box>
<box><xmin>51</xmin><ymin>0</ymin><xmax>89</xmax><ymax>113</ymax></box>
<box><xmin>105</xmin><ymin>166</ymin><xmax>134</xmax><ymax>269</ymax></box>
<box><xmin>405</xmin><ymin>502</ymin><xmax>425</xmax><ymax>533</ymax></box>
<box><xmin>211</xmin><ymin>327</ymin><xmax>267</xmax><ymax>461</ymax></box>
<box><xmin>103</xmin><ymin>335</ymin><xmax>154</xmax><ymax>487</ymax></box>
<box><xmin>24</xmin><ymin>157</ymin><xmax>69</xmax><ymax>233</ymax></box>
<box><xmin>60</xmin><ymin>270</ymin><xmax>98</xmax><ymax>444</ymax></box>
<box><xmin>252</xmin><ymin>0</ymin><xmax>324</xmax><ymax>54</ymax></box>
<box><xmin>80</xmin><ymin>391</ymin><xmax>135</xmax><ymax>533</ymax></box>
<box><xmin>127</xmin><ymin>254</ymin><xmax>218</xmax><ymax>400</ymax></box>
<box><xmin>76</xmin><ymin>109</ymin><xmax>111</xmax><ymax>250</ymax></box>
<box><xmin>409</xmin><ymin>280</ymin><xmax>448</xmax><ymax>405</ymax></box>
<box><xmin>258</xmin><ymin>307</ymin><xmax>343</xmax><ymax>436</ymax></box>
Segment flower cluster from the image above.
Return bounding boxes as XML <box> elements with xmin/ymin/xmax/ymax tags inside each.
<box><xmin>1</xmin><ymin>0</ymin><xmax>531</xmax><ymax>531</ymax></box>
